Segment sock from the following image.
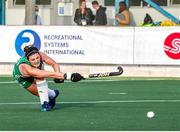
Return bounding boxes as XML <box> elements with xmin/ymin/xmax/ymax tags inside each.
<box><xmin>47</xmin><ymin>88</ymin><xmax>56</xmax><ymax>99</ymax></box>
<box><xmin>36</xmin><ymin>80</ymin><xmax>49</xmax><ymax>105</ymax></box>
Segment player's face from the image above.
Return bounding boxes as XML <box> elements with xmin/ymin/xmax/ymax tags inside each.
<box><xmin>28</xmin><ymin>53</ymin><xmax>41</xmax><ymax>68</ymax></box>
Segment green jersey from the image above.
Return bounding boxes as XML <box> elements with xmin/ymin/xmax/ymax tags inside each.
<box><xmin>13</xmin><ymin>57</ymin><xmax>34</xmax><ymax>88</ymax></box>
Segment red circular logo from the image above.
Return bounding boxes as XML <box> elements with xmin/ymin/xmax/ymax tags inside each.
<box><xmin>164</xmin><ymin>32</ymin><xmax>180</xmax><ymax>59</ymax></box>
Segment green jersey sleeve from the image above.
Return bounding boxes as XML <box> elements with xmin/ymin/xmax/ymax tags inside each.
<box><xmin>13</xmin><ymin>57</ymin><xmax>34</xmax><ymax>88</ymax></box>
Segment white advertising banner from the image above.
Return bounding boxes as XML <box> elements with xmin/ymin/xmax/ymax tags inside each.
<box><xmin>134</xmin><ymin>27</ymin><xmax>180</xmax><ymax>65</ymax></box>
<box><xmin>0</xmin><ymin>26</ymin><xmax>21</xmax><ymax>62</ymax></box>
<box><xmin>0</xmin><ymin>26</ymin><xmax>134</xmax><ymax>64</ymax></box>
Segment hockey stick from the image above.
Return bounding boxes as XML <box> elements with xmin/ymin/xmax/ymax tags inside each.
<box><xmin>54</xmin><ymin>66</ymin><xmax>123</xmax><ymax>83</ymax></box>
<box><xmin>88</xmin><ymin>66</ymin><xmax>123</xmax><ymax>78</ymax></box>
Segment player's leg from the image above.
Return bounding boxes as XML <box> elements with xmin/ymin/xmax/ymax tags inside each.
<box><xmin>26</xmin><ymin>79</ymin><xmax>59</xmax><ymax>110</ymax></box>
<box><xmin>48</xmin><ymin>89</ymin><xmax>59</xmax><ymax>109</ymax></box>
<box><xmin>26</xmin><ymin>82</ymin><xmax>39</xmax><ymax>96</ymax></box>
<box><xmin>35</xmin><ymin>78</ymin><xmax>60</xmax><ymax>109</ymax></box>
<box><xmin>27</xmin><ymin>79</ymin><xmax>50</xmax><ymax>111</ymax></box>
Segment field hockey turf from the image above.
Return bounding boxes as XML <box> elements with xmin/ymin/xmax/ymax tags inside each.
<box><xmin>0</xmin><ymin>76</ymin><xmax>180</xmax><ymax>130</ymax></box>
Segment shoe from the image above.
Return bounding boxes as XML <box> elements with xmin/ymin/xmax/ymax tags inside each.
<box><xmin>49</xmin><ymin>90</ymin><xmax>59</xmax><ymax>109</ymax></box>
<box><xmin>41</xmin><ymin>101</ymin><xmax>51</xmax><ymax>112</ymax></box>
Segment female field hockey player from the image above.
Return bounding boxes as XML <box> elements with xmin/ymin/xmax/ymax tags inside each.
<box><xmin>13</xmin><ymin>45</ymin><xmax>64</xmax><ymax>111</ymax></box>
<box><xmin>13</xmin><ymin>45</ymin><xmax>84</xmax><ymax>112</ymax></box>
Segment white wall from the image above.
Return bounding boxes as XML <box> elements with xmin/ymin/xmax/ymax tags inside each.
<box><xmin>6</xmin><ymin>8</ymin><xmax>25</xmax><ymax>25</ymax></box>
<box><xmin>6</xmin><ymin>8</ymin><xmax>51</xmax><ymax>25</ymax></box>
<box><xmin>2</xmin><ymin>64</ymin><xmax>180</xmax><ymax>77</ymax></box>
<box><xmin>5</xmin><ymin>0</ymin><xmax>180</xmax><ymax>26</ymax></box>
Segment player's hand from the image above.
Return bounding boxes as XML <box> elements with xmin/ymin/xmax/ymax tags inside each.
<box><xmin>63</xmin><ymin>73</ymin><xmax>85</xmax><ymax>82</ymax></box>
<box><xmin>71</xmin><ymin>73</ymin><xmax>85</xmax><ymax>82</ymax></box>
<box><xmin>54</xmin><ymin>78</ymin><xmax>64</xmax><ymax>83</ymax></box>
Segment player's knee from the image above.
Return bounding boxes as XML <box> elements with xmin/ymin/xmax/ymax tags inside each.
<box><xmin>27</xmin><ymin>83</ymin><xmax>39</xmax><ymax>97</ymax></box>
<box><xmin>30</xmin><ymin>90</ymin><xmax>39</xmax><ymax>97</ymax></box>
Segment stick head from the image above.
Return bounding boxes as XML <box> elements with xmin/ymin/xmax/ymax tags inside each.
<box><xmin>117</xmin><ymin>66</ymin><xmax>123</xmax><ymax>74</ymax></box>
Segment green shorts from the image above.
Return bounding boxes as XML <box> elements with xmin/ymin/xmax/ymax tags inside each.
<box><xmin>13</xmin><ymin>75</ymin><xmax>34</xmax><ymax>89</ymax></box>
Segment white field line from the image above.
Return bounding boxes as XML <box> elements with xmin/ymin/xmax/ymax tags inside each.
<box><xmin>1</xmin><ymin>77</ymin><xmax>180</xmax><ymax>84</ymax></box>
<box><xmin>0</xmin><ymin>81</ymin><xmax>55</xmax><ymax>84</ymax></box>
<box><xmin>0</xmin><ymin>81</ymin><xmax>16</xmax><ymax>84</ymax></box>
<box><xmin>1</xmin><ymin>100</ymin><xmax>180</xmax><ymax>105</ymax></box>
<box><xmin>0</xmin><ymin>79</ymin><xmax>122</xmax><ymax>84</ymax></box>
<box><xmin>109</xmin><ymin>92</ymin><xmax>127</xmax><ymax>95</ymax></box>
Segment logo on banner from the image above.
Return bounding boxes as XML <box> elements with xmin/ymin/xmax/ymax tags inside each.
<box><xmin>164</xmin><ymin>32</ymin><xmax>180</xmax><ymax>59</ymax></box>
<box><xmin>15</xmin><ymin>29</ymin><xmax>41</xmax><ymax>57</ymax></box>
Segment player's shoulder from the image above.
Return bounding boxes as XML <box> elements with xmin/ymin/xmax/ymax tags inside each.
<box><xmin>17</xmin><ymin>57</ymin><xmax>28</xmax><ymax>65</ymax></box>
<box><xmin>19</xmin><ymin>63</ymin><xmax>31</xmax><ymax>69</ymax></box>
<box><xmin>18</xmin><ymin>63</ymin><xmax>31</xmax><ymax>73</ymax></box>
<box><xmin>17</xmin><ymin>57</ymin><xmax>31</xmax><ymax>67</ymax></box>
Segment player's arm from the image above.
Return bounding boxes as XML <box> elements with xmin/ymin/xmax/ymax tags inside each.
<box><xmin>38</xmin><ymin>52</ymin><xmax>84</xmax><ymax>83</ymax></box>
<box><xmin>19</xmin><ymin>63</ymin><xmax>64</xmax><ymax>79</ymax></box>
<box><xmin>40</xmin><ymin>52</ymin><xmax>61</xmax><ymax>73</ymax></box>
